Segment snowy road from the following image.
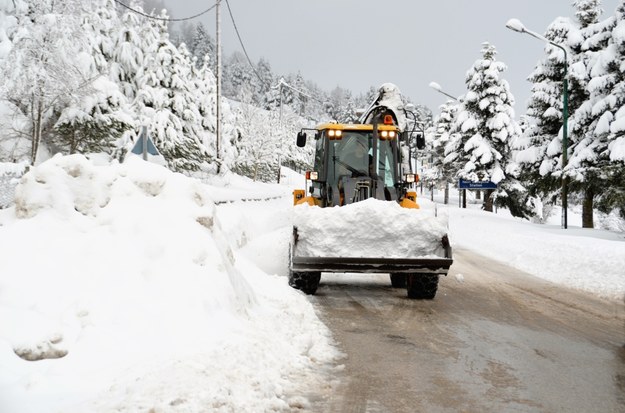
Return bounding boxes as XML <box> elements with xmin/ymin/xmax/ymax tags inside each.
<box><xmin>307</xmin><ymin>249</ymin><xmax>625</xmax><ymax>412</ymax></box>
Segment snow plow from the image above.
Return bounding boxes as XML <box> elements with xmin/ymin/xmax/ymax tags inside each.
<box><xmin>289</xmin><ymin>83</ymin><xmax>453</xmax><ymax>299</ymax></box>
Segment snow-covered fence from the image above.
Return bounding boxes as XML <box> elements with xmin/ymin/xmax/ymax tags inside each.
<box><xmin>0</xmin><ymin>162</ymin><xmax>28</xmax><ymax>209</ymax></box>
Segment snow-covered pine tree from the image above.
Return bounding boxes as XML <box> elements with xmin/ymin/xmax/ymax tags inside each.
<box><xmin>136</xmin><ymin>10</ymin><xmax>207</xmax><ymax>172</ymax></box>
<box><xmin>110</xmin><ymin>0</ymin><xmax>147</xmax><ymax>102</ymax></box>
<box><xmin>54</xmin><ymin>0</ymin><xmax>133</xmax><ymax>155</ymax></box>
<box><xmin>232</xmin><ymin>103</ymin><xmax>280</xmax><ymax>181</ymax></box>
<box><xmin>192</xmin><ymin>54</ymin><xmax>217</xmax><ymax>164</ymax></box>
<box><xmin>432</xmin><ymin>100</ymin><xmax>458</xmax><ymax>204</ymax></box>
<box><xmin>338</xmin><ymin>93</ymin><xmax>358</xmax><ymax>124</ymax></box>
<box><xmin>189</xmin><ymin>22</ymin><xmax>215</xmax><ymax>70</ymax></box>
<box><xmin>223</xmin><ymin>51</ymin><xmax>256</xmax><ymax>104</ymax></box>
<box><xmin>254</xmin><ymin>58</ymin><xmax>275</xmax><ymax>109</ymax></box>
<box><xmin>327</xmin><ymin>87</ymin><xmax>352</xmax><ymax>122</ymax></box>
<box><xmin>283</xmin><ymin>72</ymin><xmax>308</xmax><ymax>116</ymax></box>
<box><xmin>575</xmin><ymin>2</ymin><xmax>625</xmax><ymax>220</ymax></box>
<box><xmin>301</xmin><ymin>81</ymin><xmax>327</xmax><ymax>121</ymax></box>
<box><xmin>517</xmin><ymin>16</ymin><xmax>574</xmax><ymax>210</ymax></box>
<box><xmin>0</xmin><ymin>0</ymin><xmax>24</xmax><ymax>60</ymax></box>
<box><xmin>446</xmin><ymin>42</ymin><xmax>525</xmax><ymax>215</ymax></box>
<box><xmin>565</xmin><ymin>0</ymin><xmax>612</xmax><ymax>228</ymax></box>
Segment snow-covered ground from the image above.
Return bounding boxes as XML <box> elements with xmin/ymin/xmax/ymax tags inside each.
<box><xmin>0</xmin><ymin>156</ymin><xmax>623</xmax><ymax>412</ymax></box>
<box><xmin>429</xmin><ymin>189</ymin><xmax>625</xmax><ymax>300</ymax></box>
<box><xmin>0</xmin><ymin>155</ymin><xmax>340</xmax><ymax>413</ymax></box>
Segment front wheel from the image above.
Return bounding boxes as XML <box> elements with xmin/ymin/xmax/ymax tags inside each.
<box><xmin>390</xmin><ymin>273</ymin><xmax>407</xmax><ymax>288</ymax></box>
<box><xmin>406</xmin><ymin>274</ymin><xmax>439</xmax><ymax>299</ymax></box>
<box><xmin>288</xmin><ymin>271</ymin><xmax>321</xmax><ymax>295</ymax></box>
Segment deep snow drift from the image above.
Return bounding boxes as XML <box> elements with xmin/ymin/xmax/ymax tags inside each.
<box><xmin>0</xmin><ymin>155</ymin><xmax>340</xmax><ymax>413</ymax></box>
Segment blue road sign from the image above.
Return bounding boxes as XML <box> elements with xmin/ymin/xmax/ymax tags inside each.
<box><xmin>131</xmin><ymin>134</ymin><xmax>160</xmax><ymax>156</ymax></box>
<box><xmin>458</xmin><ymin>179</ymin><xmax>498</xmax><ymax>190</ymax></box>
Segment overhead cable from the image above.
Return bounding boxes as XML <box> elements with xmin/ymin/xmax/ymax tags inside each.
<box><xmin>112</xmin><ymin>0</ymin><xmax>218</xmax><ymax>22</ymax></box>
<box><xmin>223</xmin><ymin>0</ymin><xmax>267</xmax><ymax>86</ymax></box>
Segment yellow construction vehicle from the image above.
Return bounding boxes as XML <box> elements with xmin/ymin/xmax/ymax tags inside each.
<box><xmin>289</xmin><ymin>84</ymin><xmax>453</xmax><ymax>299</ymax></box>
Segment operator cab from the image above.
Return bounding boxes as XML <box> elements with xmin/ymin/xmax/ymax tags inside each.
<box><xmin>299</xmin><ymin>122</ymin><xmax>412</xmax><ymax>207</ymax></box>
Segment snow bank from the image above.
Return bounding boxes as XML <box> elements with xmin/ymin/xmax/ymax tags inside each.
<box><xmin>0</xmin><ymin>155</ymin><xmax>339</xmax><ymax>412</ymax></box>
<box><xmin>445</xmin><ymin>201</ymin><xmax>625</xmax><ymax>300</ymax></box>
<box><xmin>293</xmin><ymin>198</ymin><xmax>449</xmax><ymax>259</ymax></box>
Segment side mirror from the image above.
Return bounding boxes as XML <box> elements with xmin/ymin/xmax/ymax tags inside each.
<box><xmin>296</xmin><ymin>131</ymin><xmax>307</xmax><ymax>147</ymax></box>
<box><xmin>416</xmin><ymin>133</ymin><xmax>425</xmax><ymax>150</ymax></box>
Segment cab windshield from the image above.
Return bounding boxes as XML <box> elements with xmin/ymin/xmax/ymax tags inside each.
<box><xmin>325</xmin><ymin>130</ymin><xmax>397</xmax><ymax>188</ymax></box>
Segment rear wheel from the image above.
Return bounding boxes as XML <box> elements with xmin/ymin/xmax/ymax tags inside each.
<box><xmin>390</xmin><ymin>273</ymin><xmax>407</xmax><ymax>288</ymax></box>
<box><xmin>288</xmin><ymin>271</ymin><xmax>321</xmax><ymax>295</ymax></box>
<box><xmin>406</xmin><ymin>274</ymin><xmax>439</xmax><ymax>299</ymax></box>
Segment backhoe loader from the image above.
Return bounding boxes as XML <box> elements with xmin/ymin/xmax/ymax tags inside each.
<box><xmin>290</xmin><ymin>84</ymin><xmax>452</xmax><ymax>299</ymax></box>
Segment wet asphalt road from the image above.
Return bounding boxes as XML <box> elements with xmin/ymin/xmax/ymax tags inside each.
<box><xmin>306</xmin><ymin>248</ymin><xmax>625</xmax><ymax>413</ymax></box>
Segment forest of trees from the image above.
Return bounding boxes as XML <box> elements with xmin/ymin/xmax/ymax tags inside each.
<box><xmin>426</xmin><ymin>0</ymin><xmax>625</xmax><ymax>227</ymax></box>
<box><xmin>0</xmin><ymin>0</ymin><xmax>623</xmax><ymax>226</ymax></box>
<box><xmin>0</xmin><ymin>0</ymin><xmax>421</xmax><ymax>181</ymax></box>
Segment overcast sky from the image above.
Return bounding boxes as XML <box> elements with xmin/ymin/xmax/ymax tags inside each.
<box><xmin>161</xmin><ymin>0</ymin><xmax>620</xmax><ymax>117</ymax></box>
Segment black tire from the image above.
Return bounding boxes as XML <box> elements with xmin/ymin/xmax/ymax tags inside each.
<box><xmin>406</xmin><ymin>274</ymin><xmax>439</xmax><ymax>299</ymax></box>
<box><xmin>390</xmin><ymin>273</ymin><xmax>407</xmax><ymax>288</ymax></box>
<box><xmin>288</xmin><ymin>271</ymin><xmax>321</xmax><ymax>295</ymax></box>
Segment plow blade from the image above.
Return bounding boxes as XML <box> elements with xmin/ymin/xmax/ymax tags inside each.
<box><xmin>291</xmin><ymin>255</ymin><xmax>453</xmax><ymax>275</ymax></box>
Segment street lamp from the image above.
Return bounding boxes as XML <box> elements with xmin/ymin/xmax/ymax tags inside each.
<box><xmin>506</xmin><ymin>18</ymin><xmax>569</xmax><ymax>229</ymax></box>
<box><xmin>429</xmin><ymin>82</ymin><xmax>460</xmax><ymax>206</ymax></box>
<box><xmin>429</xmin><ymin>82</ymin><xmax>459</xmax><ymax>102</ymax></box>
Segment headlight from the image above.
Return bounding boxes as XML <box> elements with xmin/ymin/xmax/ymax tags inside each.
<box><xmin>327</xmin><ymin>129</ymin><xmax>342</xmax><ymax>139</ymax></box>
<box><xmin>379</xmin><ymin>129</ymin><xmax>397</xmax><ymax>140</ymax></box>
<box><xmin>404</xmin><ymin>173</ymin><xmax>417</xmax><ymax>183</ymax></box>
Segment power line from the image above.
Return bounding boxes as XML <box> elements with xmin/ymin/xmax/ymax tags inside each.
<box><xmin>223</xmin><ymin>0</ymin><xmax>267</xmax><ymax>86</ymax></box>
<box><xmin>112</xmin><ymin>0</ymin><xmax>218</xmax><ymax>22</ymax></box>
<box><xmin>224</xmin><ymin>0</ymin><xmax>324</xmax><ymax>105</ymax></box>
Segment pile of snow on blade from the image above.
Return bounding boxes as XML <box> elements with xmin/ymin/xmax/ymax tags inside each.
<box><xmin>0</xmin><ymin>154</ymin><xmax>339</xmax><ymax>413</ymax></box>
<box><xmin>293</xmin><ymin>198</ymin><xmax>449</xmax><ymax>258</ymax></box>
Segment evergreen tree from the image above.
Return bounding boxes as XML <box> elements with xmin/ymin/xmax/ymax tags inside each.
<box><xmin>110</xmin><ymin>0</ymin><xmax>147</xmax><ymax>102</ymax></box>
<box><xmin>517</xmin><ymin>16</ymin><xmax>574</xmax><ymax>209</ymax></box>
<box><xmin>254</xmin><ymin>58</ymin><xmax>275</xmax><ymax>109</ymax></box>
<box><xmin>327</xmin><ymin>87</ymin><xmax>355</xmax><ymax>122</ymax></box>
<box><xmin>136</xmin><ymin>10</ymin><xmax>206</xmax><ymax>172</ymax></box>
<box><xmin>432</xmin><ymin>100</ymin><xmax>458</xmax><ymax>204</ymax></box>
<box><xmin>575</xmin><ymin>2</ymin><xmax>625</xmax><ymax>219</ymax></box>
<box><xmin>446</xmin><ymin>43</ymin><xmax>525</xmax><ymax>215</ymax></box>
<box><xmin>54</xmin><ymin>0</ymin><xmax>133</xmax><ymax>155</ymax></box>
<box><xmin>192</xmin><ymin>54</ymin><xmax>217</xmax><ymax>162</ymax></box>
<box><xmin>564</xmin><ymin>0</ymin><xmax>608</xmax><ymax>227</ymax></box>
<box><xmin>223</xmin><ymin>51</ymin><xmax>256</xmax><ymax>103</ymax></box>
<box><xmin>283</xmin><ymin>72</ymin><xmax>308</xmax><ymax>116</ymax></box>
<box><xmin>189</xmin><ymin>22</ymin><xmax>215</xmax><ymax>70</ymax></box>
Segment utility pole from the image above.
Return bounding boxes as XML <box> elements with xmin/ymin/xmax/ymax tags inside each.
<box><xmin>215</xmin><ymin>0</ymin><xmax>222</xmax><ymax>173</ymax></box>
<box><xmin>277</xmin><ymin>80</ymin><xmax>283</xmax><ymax>183</ymax></box>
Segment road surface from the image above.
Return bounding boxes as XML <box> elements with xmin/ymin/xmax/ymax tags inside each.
<box><xmin>306</xmin><ymin>248</ymin><xmax>625</xmax><ymax>412</ymax></box>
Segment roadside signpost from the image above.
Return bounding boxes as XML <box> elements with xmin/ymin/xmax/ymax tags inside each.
<box><xmin>457</xmin><ymin>179</ymin><xmax>498</xmax><ymax>208</ymax></box>
<box><xmin>458</xmin><ymin>179</ymin><xmax>498</xmax><ymax>190</ymax></box>
<box><xmin>131</xmin><ymin>126</ymin><xmax>161</xmax><ymax>160</ymax></box>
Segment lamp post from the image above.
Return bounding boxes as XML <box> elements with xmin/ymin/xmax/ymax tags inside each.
<box><xmin>429</xmin><ymin>82</ymin><xmax>461</xmax><ymax>206</ymax></box>
<box><xmin>506</xmin><ymin>18</ymin><xmax>568</xmax><ymax>229</ymax></box>
<box><xmin>429</xmin><ymin>82</ymin><xmax>459</xmax><ymax>102</ymax></box>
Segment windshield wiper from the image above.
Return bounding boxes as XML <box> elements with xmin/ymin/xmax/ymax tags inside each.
<box><xmin>332</xmin><ymin>156</ymin><xmax>367</xmax><ymax>177</ymax></box>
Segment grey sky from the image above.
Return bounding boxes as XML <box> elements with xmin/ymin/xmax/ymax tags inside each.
<box><xmin>162</xmin><ymin>0</ymin><xmax>620</xmax><ymax>117</ymax></box>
